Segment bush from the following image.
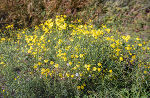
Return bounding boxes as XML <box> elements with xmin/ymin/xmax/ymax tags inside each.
<box><xmin>0</xmin><ymin>15</ymin><xmax>149</xmax><ymax>97</ymax></box>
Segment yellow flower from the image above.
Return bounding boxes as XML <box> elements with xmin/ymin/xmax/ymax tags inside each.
<box><xmin>128</xmin><ymin>51</ymin><xmax>132</xmax><ymax>55</ymax></box>
<box><xmin>138</xmin><ymin>44</ymin><xmax>142</xmax><ymax>47</ymax></box>
<box><xmin>109</xmin><ymin>70</ymin><xmax>112</xmax><ymax>73</ymax></box>
<box><xmin>97</xmin><ymin>68</ymin><xmax>101</xmax><ymax>72</ymax></box>
<box><xmin>119</xmin><ymin>57</ymin><xmax>123</xmax><ymax>61</ymax></box>
<box><xmin>3</xmin><ymin>89</ymin><xmax>5</xmax><ymax>92</ymax></box>
<box><xmin>144</xmin><ymin>71</ymin><xmax>147</xmax><ymax>74</ymax></box>
<box><xmin>39</xmin><ymin>57</ymin><xmax>42</xmax><ymax>60</ymax></box>
<box><xmin>71</xmin><ymin>75</ymin><xmax>74</xmax><ymax>78</ymax></box>
<box><xmin>1</xmin><ymin>38</ymin><xmax>6</xmax><ymax>41</ymax></box>
<box><xmin>87</xmin><ymin>64</ymin><xmax>91</xmax><ymax>68</ymax></box>
<box><xmin>6</xmin><ymin>24</ymin><xmax>14</xmax><ymax>29</ymax></box>
<box><xmin>59</xmin><ymin>73</ymin><xmax>63</xmax><ymax>78</ymax></box>
<box><xmin>66</xmin><ymin>73</ymin><xmax>70</xmax><ymax>77</ymax></box>
<box><xmin>58</xmin><ymin>49</ymin><xmax>62</xmax><ymax>53</ymax></box>
<box><xmin>81</xmin><ymin>85</ymin><xmax>84</xmax><ymax>89</ymax></box>
<box><xmin>38</xmin><ymin>62</ymin><xmax>42</xmax><ymax>65</ymax></box>
<box><xmin>116</xmin><ymin>48</ymin><xmax>120</xmax><ymax>52</ymax></box>
<box><xmin>63</xmin><ymin>57</ymin><xmax>67</xmax><ymax>61</ymax></box>
<box><xmin>87</xmin><ymin>67</ymin><xmax>90</xmax><ymax>71</ymax></box>
<box><xmin>132</xmin><ymin>45</ymin><xmax>134</xmax><ymax>47</ymax></box>
<box><xmin>75</xmin><ymin>55</ymin><xmax>79</xmax><ymax>58</ymax></box>
<box><xmin>80</xmin><ymin>73</ymin><xmax>83</xmax><ymax>77</ymax></box>
<box><xmin>0</xmin><ymin>62</ymin><xmax>4</xmax><ymax>64</ymax></box>
<box><xmin>76</xmin><ymin>64</ymin><xmax>80</xmax><ymax>68</ymax></box>
<box><xmin>102</xmin><ymin>24</ymin><xmax>107</xmax><ymax>28</ymax></box>
<box><xmin>93</xmin><ymin>67</ymin><xmax>97</xmax><ymax>71</ymax></box>
<box><xmin>98</xmin><ymin>63</ymin><xmax>102</xmax><ymax>66</ymax></box>
<box><xmin>85</xmin><ymin>64</ymin><xmax>91</xmax><ymax>71</ymax></box>
<box><xmin>41</xmin><ymin>68</ymin><xmax>46</xmax><ymax>75</ymax></box>
<box><xmin>50</xmin><ymin>61</ymin><xmax>54</xmax><ymax>65</ymax></box>
<box><xmin>125</xmin><ymin>45</ymin><xmax>132</xmax><ymax>50</ymax></box>
<box><xmin>69</xmin><ymin>62</ymin><xmax>72</xmax><ymax>65</ymax></box>
<box><xmin>29</xmin><ymin>72</ymin><xmax>33</xmax><ymax>75</ymax></box>
<box><xmin>49</xmin><ymin>72</ymin><xmax>53</xmax><ymax>77</ymax></box>
<box><xmin>44</xmin><ymin>59</ymin><xmax>49</xmax><ymax>63</ymax></box>
<box><xmin>28</xmin><ymin>49</ymin><xmax>32</xmax><ymax>53</ymax></box>
<box><xmin>77</xmin><ymin>86</ymin><xmax>81</xmax><ymax>89</ymax></box>
<box><xmin>136</xmin><ymin>38</ymin><xmax>140</xmax><ymax>40</ymax></box>
<box><xmin>83</xmin><ymin>83</ymin><xmax>86</xmax><ymax>87</ymax></box>
<box><xmin>122</xmin><ymin>35</ymin><xmax>130</xmax><ymax>42</ymax></box>
<box><xmin>142</xmin><ymin>47</ymin><xmax>145</xmax><ymax>50</ymax></box>
<box><xmin>48</xmin><ymin>40</ymin><xmax>50</xmax><ymax>42</ymax></box>
<box><xmin>62</xmin><ymin>53</ymin><xmax>67</xmax><ymax>56</ymax></box>
<box><xmin>34</xmin><ymin>65</ymin><xmax>38</xmax><ymax>69</ymax></box>
<box><xmin>84</xmin><ymin>64</ymin><xmax>88</xmax><ymax>68</ymax></box>
<box><xmin>71</xmin><ymin>55</ymin><xmax>74</xmax><ymax>58</ymax></box>
<box><xmin>110</xmin><ymin>43</ymin><xmax>115</xmax><ymax>48</ymax></box>
<box><xmin>65</xmin><ymin>46</ymin><xmax>71</xmax><ymax>50</ymax></box>
<box><xmin>46</xmin><ymin>68</ymin><xmax>50</xmax><ymax>72</ymax></box>
<box><xmin>54</xmin><ymin>64</ymin><xmax>59</xmax><ymax>68</ymax></box>
<box><xmin>105</xmin><ymin>28</ymin><xmax>110</xmax><ymax>33</ymax></box>
<box><xmin>115</xmin><ymin>40</ymin><xmax>120</xmax><ymax>46</ymax></box>
<box><xmin>72</xmin><ymin>66</ymin><xmax>77</xmax><ymax>70</ymax></box>
<box><xmin>132</xmin><ymin>55</ymin><xmax>136</xmax><ymax>60</ymax></box>
<box><xmin>79</xmin><ymin>54</ymin><xmax>84</xmax><ymax>58</ymax></box>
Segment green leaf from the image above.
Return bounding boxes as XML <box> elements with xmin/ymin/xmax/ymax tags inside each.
<box><xmin>41</xmin><ymin>11</ymin><xmax>46</xmax><ymax>17</ymax></box>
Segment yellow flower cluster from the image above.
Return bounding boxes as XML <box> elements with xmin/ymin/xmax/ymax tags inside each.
<box><xmin>42</xmin><ymin>19</ymin><xmax>53</xmax><ymax>33</ymax></box>
<box><xmin>1</xmin><ymin>15</ymin><xmax>149</xmax><ymax>85</ymax></box>
<box><xmin>5</xmin><ymin>24</ymin><xmax>14</xmax><ymax>29</ymax></box>
<box><xmin>70</xmin><ymin>24</ymin><xmax>105</xmax><ymax>39</ymax></box>
<box><xmin>25</xmin><ymin>34</ymin><xmax>47</xmax><ymax>57</ymax></box>
<box><xmin>77</xmin><ymin>83</ymin><xmax>86</xmax><ymax>90</ymax></box>
<box><xmin>55</xmin><ymin>15</ymin><xmax>67</xmax><ymax>31</ymax></box>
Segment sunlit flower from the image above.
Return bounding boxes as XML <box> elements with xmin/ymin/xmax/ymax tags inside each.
<box><xmin>34</xmin><ymin>65</ymin><xmax>38</xmax><ymax>69</ymax></box>
<box><xmin>50</xmin><ymin>61</ymin><xmax>54</xmax><ymax>65</ymax></box>
<box><xmin>144</xmin><ymin>71</ymin><xmax>147</xmax><ymax>74</ymax></box>
<box><xmin>66</xmin><ymin>73</ymin><xmax>70</xmax><ymax>77</ymax></box>
<box><xmin>81</xmin><ymin>85</ymin><xmax>84</xmax><ymax>89</ymax></box>
<box><xmin>93</xmin><ymin>67</ymin><xmax>97</xmax><ymax>71</ymax></box>
<box><xmin>109</xmin><ymin>70</ymin><xmax>112</xmax><ymax>73</ymax></box>
<box><xmin>122</xmin><ymin>35</ymin><xmax>130</xmax><ymax>42</ymax></box>
<box><xmin>79</xmin><ymin>54</ymin><xmax>84</xmax><ymax>58</ymax></box>
<box><xmin>77</xmin><ymin>86</ymin><xmax>81</xmax><ymax>89</ymax></box>
<box><xmin>98</xmin><ymin>63</ymin><xmax>102</xmax><ymax>66</ymax></box>
<box><xmin>136</xmin><ymin>38</ymin><xmax>140</xmax><ymax>40</ymax></box>
<box><xmin>44</xmin><ymin>59</ymin><xmax>49</xmax><ymax>63</ymax></box>
<box><xmin>110</xmin><ymin>43</ymin><xmax>115</xmax><ymax>48</ymax></box>
<box><xmin>119</xmin><ymin>57</ymin><xmax>123</xmax><ymax>61</ymax></box>
<box><xmin>71</xmin><ymin>75</ymin><xmax>74</xmax><ymax>78</ymax></box>
<box><xmin>54</xmin><ymin>64</ymin><xmax>59</xmax><ymax>68</ymax></box>
<box><xmin>105</xmin><ymin>28</ymin><xmax>110</xmax><ymax>33</ymax></box>
<box><xmin>138</xmin><ymin>44</ymin><xmax>142</xmax><ymax>47</ymax></box>
<box><xmin>97</xmin><ymin>68</ymin><xmax>101</xmax><ymax>72</ymax></box>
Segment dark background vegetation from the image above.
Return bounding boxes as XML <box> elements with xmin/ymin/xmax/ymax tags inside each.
<box><xmin>0</xmin><ymin>0</ymin><xmax>150</xmax><ymax>39</ymax></box>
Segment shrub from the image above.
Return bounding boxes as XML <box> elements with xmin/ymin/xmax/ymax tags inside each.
<box><xmin>0</xmin><ymin>15</ymin><xmax>149</xmax><ymax>97</ymax></box>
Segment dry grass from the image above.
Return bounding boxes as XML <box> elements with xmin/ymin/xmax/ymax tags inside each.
<box><xmin>0</xmin><ymin>0</ymin><xmax>149</xmax><ymax>39</ymax></box>
<box><xmin>0</xmin><ymin>0</ymin><xmax>91</xmax><ymax>28</ymax></box>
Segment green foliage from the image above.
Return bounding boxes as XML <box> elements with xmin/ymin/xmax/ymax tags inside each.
<box><xmin>0</xmin><ymin>15</ymin><xmax>149</xmax><ymax>97</ymax></box>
